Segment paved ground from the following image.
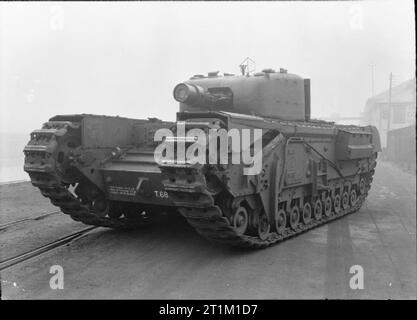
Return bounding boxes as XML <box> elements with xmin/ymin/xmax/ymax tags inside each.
<box><xmin>1</xmin><ymin>161</ymin><xmax>415</xmax><ymax>299</ymax></box>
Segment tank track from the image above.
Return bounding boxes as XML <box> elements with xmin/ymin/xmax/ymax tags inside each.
<box><xmin>170</xmin><ymin>167</ymin><xmax>375</xmax><ymax>249</ymax></box>
<box><xmin>24</xmin><ymin>121</ymin><xmax>150</xmax><ymax>229</ymax></box>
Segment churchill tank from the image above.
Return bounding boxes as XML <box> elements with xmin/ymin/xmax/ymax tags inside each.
<box><xmin>23</xmin><ymin>66</ymin><xmax>380</xmax><ymax>248</ymax></box>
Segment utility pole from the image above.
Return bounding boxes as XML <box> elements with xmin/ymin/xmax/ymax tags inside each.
<box><xmin>370</xmin><ymin>64</ymin><xmax>375</xmax><ymax>97</ymax></box>
<box><xmin>387</xmin><ymin>72</ymin><xmax>393</xmax><ymax>132</ymax></box>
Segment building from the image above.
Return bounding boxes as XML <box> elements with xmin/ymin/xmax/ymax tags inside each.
<box><xmin>386</xmin><ymin>124</ymin><xmax>415</xmax><ymax>171</ymax></box>
<box><xmin>361</xmin><ymin>78</ymin><xmax>416</xmax><ymax>149</ymax></box>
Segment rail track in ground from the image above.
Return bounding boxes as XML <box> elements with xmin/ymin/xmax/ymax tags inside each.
<box><xmin>0</xmin><ymin>210</ymin><xmax>61</xmax><ymax>231</ymax></box>
<box><xmin>0</xmin><ymin>226</ymin><xmax>97</xmax><ymax>271</ymax></box>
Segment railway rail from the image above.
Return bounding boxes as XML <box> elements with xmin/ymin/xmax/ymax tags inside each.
<box><xmin>0</xmin><ymin>226</ymin><xmax>97</xmax><ymax>271</ymax></box>
<box><xmin>0</xmin><ymin>210</ymin><xmax>61</xmax><ymax>231</ymax></box>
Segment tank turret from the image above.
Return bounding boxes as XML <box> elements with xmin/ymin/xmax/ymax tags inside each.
<box><xmin>174</xmin><ymin>69</ymin><xmax>311</xmax><ymax>121</ymax></box>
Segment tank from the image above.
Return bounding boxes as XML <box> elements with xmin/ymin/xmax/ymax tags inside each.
<box><xmin>23</xmin><ymin>67</ymin><xmax>381</xmax><ymax>248</ymax></box>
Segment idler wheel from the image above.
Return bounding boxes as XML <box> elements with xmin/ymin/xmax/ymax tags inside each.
<box><xmin>342</xmin><ymin>192</ymin><xmax>350</xmax><ymax>210</ymax></box>
<box><xmin>289</xmin><ymin>206</ymin><xmax>300</xmax><ymax>230</ymax></box>
<box><xmin>324</xmin><ymin>196</ymin><xmax>332</xmax><ymax>217</ymax></box>
<box><xmin>232</xmin><ymin>207</ymin><xmax>249</xmax><ymax>235</ymax></box>
<box><xmin>359</xmin><ymin>178</ymin><xmax>366</xmax><ymax>195</ymax></box>
<box><xmin>333</xmin><ymin>194</ymin><xmax>341</xmax><ymax>214</ymax></box>
<box><xmin>350</xmin><ymin>189</ymin><xmax>357</xmax><ymax>206</ymax></box>
<box><xmin>302</xmin><ymin>202</ymin><xmax>312</xmax><ymax>224</ymax></box>
<box><xmin>313</xmin><ymin>199</ymin><xmax>323</xmax><ymax>220</ymax></box>
<box><xmin>275</xmin><ymin>209</ymin><xmax>287</xmax><ymax>235</ymax></box>
<box><xmin>257</xmin><ymin>212</ymin><xmax>270</xmax><ymax>240</ymax></box>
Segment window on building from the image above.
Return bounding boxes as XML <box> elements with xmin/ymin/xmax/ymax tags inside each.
<box><xmin>392</xmin><ymin>105</ymin><xmax>406</xmax><ymax>124</ymax></box>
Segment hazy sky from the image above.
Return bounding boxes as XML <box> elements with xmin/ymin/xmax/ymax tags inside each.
<box><xmin>0</xmin><ymin>1</ymin><xmax>415</xmax><ymax>134</ymax></box>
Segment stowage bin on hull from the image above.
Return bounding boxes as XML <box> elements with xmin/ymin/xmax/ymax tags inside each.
<box><xmin>23</xmin><ymin>67</ymin><xmax>381</xmax><ymax>248</ymax></box>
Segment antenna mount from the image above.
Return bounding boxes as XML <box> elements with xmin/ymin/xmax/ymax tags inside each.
<box><xmin>239</xmin><ymin>57</ymin><xmax>256</xmax><ymax>76</ymax></box>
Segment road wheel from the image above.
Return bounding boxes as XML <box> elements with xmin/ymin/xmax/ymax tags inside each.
<box><xmin>313</xmin><ymin>199</ymin><xmax>323</xmax><ymax>220</ymax></box>
<box><xmin>350</xmin><ymin>189</ymin><xmax>357</xmax><ymax>206</ymax></box>
<box><xmin>232</xmin><ymin>206</ymin><xmax>249</xmax><ymax>235</ymax></box>
<box><xmin>302</xmin><ymin>202</ymin><xmax>312</xmax><ymax>224</ymax></box>
<box><xmin>333</xmin><ymin>194</ymin><xmax>341</xmax><ymax>214</ymax></box>
<box><xmin>275</xmin><ymin>209</ymin><xmax>287</xmax><ymax>235</ymax></box>
<box><xmin>324</xmin><ymin>196</ymin><xmax>332</xmax><ymax>217</ymax></box>
<box><xmin>342</xmin><ymin>192</ymin><xmax>350</xmax><ymax>210</ymax></box>
<box><xmin>289</xmin><ymin>206</ymin><xmax>300</xmax><ymax>230</ymax></box>
<box><xmin>257</xmin><ymin>212</ymin><xmax>270</xmax><ymax>240</ymax></box>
